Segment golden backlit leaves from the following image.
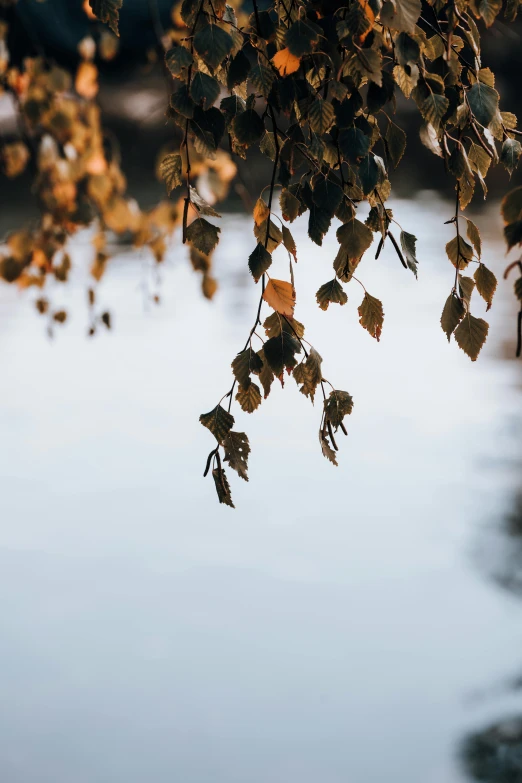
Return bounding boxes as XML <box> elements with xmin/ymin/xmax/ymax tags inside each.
<box><xmin>82</xmin><ymin>0</ymin><xmax>97</xmax><ymax>21</ymax></box>
<box><xmin>272</xmin><ymin>47</ymin><xmax>300</xmax><ymax>76</ymax></box>
<box><xmin>75</xmin><ymin>61</ymin><xmax>99</xmax><ymax>99</ymax></box>
<box><xmin>263</xmin><ymin>278</ymin><xmax>296</xmax><ymax>317</ymax></box>
<box><xmin>357</xmin><ymin>0</ymin><xmax>375</xmax><ymax>43</ymax></box>
<box><xmin>253</xmin><ymin>197</ymin><xmax>270</xmax><ymax>226</ymax></box>
<box><xmin>2</xmin><ymin>141</ymin><xmax>30</xmax><ymax>177</ymax></box>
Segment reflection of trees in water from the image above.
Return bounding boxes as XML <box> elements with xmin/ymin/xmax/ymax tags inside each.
<box><xmin>460</xmin><ymin>495</ymin><xmax>522</xmax><ymax>782</ymax></box>
<box><xmin>461</xmin><ymin>716</ymin><xmax>522</xmax><ymax>783</ymax></box>
<box><xmin>489</xmin><ymin>495</ymin><xmax>522</xmax><ymax>598</ymax></box>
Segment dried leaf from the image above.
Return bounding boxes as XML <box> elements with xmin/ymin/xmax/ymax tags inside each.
<box><xmin>236</xmin><ymin>382</ymin><xmax>262</xmax><ymax>413</ymax></box>
<box><xmin>200</xmin><ymin>404</ymin><xmax>234</xmax><ymax>443</ymax></box>
<box><xmin>263</xmin><ymin>278</ymin><xmax>296</xmax><ymax>317</ymax></box>
<box><xmin>293</xmin><ymin>348</ymin><xmax>323</xmax><ymax>402</ymax></box>
<box><xmin>324</xmin><ymin>390</ymin><xmax>354</xmax><ymax>429</ymax></box>
<box><xmin>316</xmin><ymin>279</ymin><xmax>348</xmax><ymax>310</ymax></box>
<box><xmin>223</xmin><ymin>431</ymin><xmax>250</xmax><ymax>481</ymax></box>
<box><xmin>358</xmin><ymin>292</ymin><xmax>384</xmax><ymax>340</ymax></box>
<box><xmin>212</xmin><ymin>467</ymin><xmax>235</xmax><ymax>507</ymax></box>
<box><xmin>319</xmin><ymin>432</ymin><xmax>338</xmax><ymax>466</ymax></box>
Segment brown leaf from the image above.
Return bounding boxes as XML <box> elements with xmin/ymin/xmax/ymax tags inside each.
<box><xmin>263</xmin><ymin>278</ymin><xmax>296</xmax><ymax>317</ymax></box>
<box><xmin>253</xmin><ymin>197</ymin><xmax>270</xmax><ymax>226</ymax></box>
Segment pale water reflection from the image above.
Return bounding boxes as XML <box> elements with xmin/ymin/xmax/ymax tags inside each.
<box><xmin>0</xmin><ymin>192</ymin><xmax>521</xmax><ymax>783</ymax></box>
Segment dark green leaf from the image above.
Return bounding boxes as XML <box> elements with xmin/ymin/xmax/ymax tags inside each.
<box><xmin>312</xmin><ymin>178</ymin><xmax>344</xmax><ymax>216</ymax></box>
<box><xmin>286</xmin><ymin>18</ymin><xmax>320</xmax><ymax>56</ymax></box>
<box><xmin>227</xmin><ymin>49</ymin><xmax>251</xmax><ymax>90</ymax></box>
<box><xmin>193</xmin><ymin>23</ymin><xmax>233</xmax><ymax>72</ymax></box>
<box><xmin>358</xmin><ymin>154</ymin><xmax>380</xmax><ymax>195</ymax></box>
<box><xmin>385</xmin><ymin>121</ymin><xmax>407</xmax><ymax>168</ymax></box>
<box><xmin>192</xmin><ymin>106</ymin><xmax>225</xmax><ymax>150</ymax></box>
<box><xmin>395</xmin><ymin>32</ymin><xmax>420</xmax><ymax>66</ymax></box>
<box><xmin>190</xmin><ymin>71</ymin><xmax>220</xmax><ymax>108</ymax></box>
<box><xmin>231</xmin><ymin>348</ymin><xmax>264</xmax><ymax>388</ymax></box>
<box><xmin>165</xmin><ymin>45</ymin><xmax>193</xmax><ymax>78</ymax></box>
<box><xmin>400</xmin><ymin>230</ymin><xmax>419</xmax><ymax>278</ymax></box>
<box><xmin>421</xmin><ymin>93</ymin><xmax>449</xmax><ymax>130</ymax></box>
<box><xmin>263</xmin><ymin>331</ymin><xmax>302</xmax><ymax>376</ymax></box>
<box><xmin>257</xmin><ymin>347</ymin><xmax>275</xmax><ymax>398</ymax></box>
<box><xmin>467</xmin><ymin>81</ymin><xmax>499</xmax><ymax>128</ymax></box>
<box><xmin>248</xmin><ymin>243</ymin><xmax>272</xmax><ymax>282</ymax></box>
<box><xmin>186</xmin><ymin>218</ymin><xmax>220</xmax><ymax>255</ymax></box>
<box><xmin>280</xmin><ymin>188</ymin><xmax>301</xmax><ymax>222</ymax></box>
<box><xmin>308</xmin><ymin>204</ymin><xmax>332</xmax><ymax>246</ymax></box>
<box><xmin>338</xmin><ymin>127</ymin><xmax>371</xmax><ymax>164</ymax></box>
<box><xmin>308</xmin><ymin>96</ymin><xmax>335</xmax><ymax>134</ymax></box>
<box><xmin>170</xmin><ymin>85</ymin><xmax>195</xmax><ymax>119</ymax></box>
<box><xmin>441</xmin><ymin>292</ymin><xmax>465</xmax><ymax>341</ymax></box>
<box><xmin>501</xmin><ymin>138</ymin><xmax>522</xmax><ymax>177</ymax></box>
<box><xmin>249</xmin><ymin>63</ymin><xmax>275</xmax><ymax>98</ymax></box>
<box><xmin>232</xmin><ymin>109</ymin><xmax>265</xmax><ymax>146</ymax></box>
<box><xmin>250</xmin><ymin>9</ymin><xmax>275</xmax><ymax>41</ymax></box>
<box><xmin>356</xmin><ymin>48</ymin><xmax>382</xmax><ymax>86</ymax></box>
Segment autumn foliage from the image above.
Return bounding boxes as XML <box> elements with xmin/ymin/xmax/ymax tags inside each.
<box><xmin>2</xmin><ymin>0</ymin><xmax>522</xmax><ymax>506</ymax></box>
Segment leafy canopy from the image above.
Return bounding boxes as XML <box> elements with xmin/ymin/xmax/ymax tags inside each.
<box><xmin>2</xmin><ymin>0</ymin><xmax>522</xmax><ymax>507</ymax></box>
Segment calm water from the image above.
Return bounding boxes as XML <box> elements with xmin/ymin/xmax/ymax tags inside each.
<box><xmin>0</xmin><ymin>192</ymin><xmax>521</xmax><ymax>783</ymax></box>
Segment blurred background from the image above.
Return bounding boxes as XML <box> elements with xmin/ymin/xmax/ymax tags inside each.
<box><xmin>1</xmin><ymin>2</ymin><xmax>522</xmax><ymax>783</ymax></box>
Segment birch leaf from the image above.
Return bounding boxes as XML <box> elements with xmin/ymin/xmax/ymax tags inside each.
<box><xmin>454</xmin><ymin>313</ymin><xmax>489</xmax><ymax>360</ymax></box>
<box><xmin>263</xmin><ymin>278</ymin><xmax>296</xmax><ymax>317</ymax></box>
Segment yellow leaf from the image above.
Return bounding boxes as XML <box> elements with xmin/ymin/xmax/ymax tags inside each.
<box><xmin>75</xmin><ymin>61</ymin><xmax>98</xmax><ymax>99</ymax></box>
<box><xmin>357</xmin><ymin>0</ymin><xmax>375</xmax><ymax>43</ymax></box>
<box><xmin>85</xmin><ymin>150</ymin><xmax>108</xmax><ymax>175</ymax></box>
<box><xmin>253</xmin><ymin>197</ymin><xmax>269</xmax><ymax>226</ymax></box>
<box><xmin>263</xmin><ymin>278</ymin><xmax>296</xmax><ymax>317</ymax></box>
<box><xmin>272</xmin><ymin>48</ymin><xmax>300</xmax><ymax>76</ymax></box>
<box><xmin>82</xmin><ymin>0</ymin><xmax>97</xmax><ymax>20</ymax></box>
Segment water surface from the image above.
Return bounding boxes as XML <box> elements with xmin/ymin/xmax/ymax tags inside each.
<box><xmin>0</xmin><ymin>193</ymin><xmax>521</xmax><ymax>783</ymax></box>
